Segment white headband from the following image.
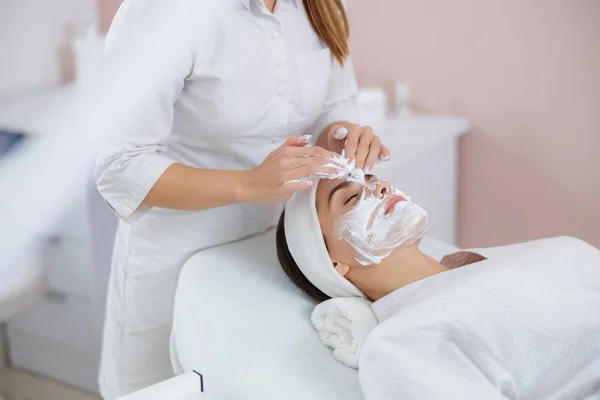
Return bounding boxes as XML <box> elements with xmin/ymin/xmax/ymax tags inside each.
<box><xmin>284</xmin><ymin>179</ymin><xmax>365</xmax><ymax>299</ymax></box>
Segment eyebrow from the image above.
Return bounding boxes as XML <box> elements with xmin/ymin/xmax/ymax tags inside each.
<box><xmin>328</xmin><ymin>181</ymin><xmax>353</xmax><ymax>208</ymax></box>
<box><xmin>326</xmin><ymin>175</ymin><xmax>375</xmax><ymax>209</ymax></box>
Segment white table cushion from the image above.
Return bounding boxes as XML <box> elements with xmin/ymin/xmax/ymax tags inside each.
<box><xmin>171</xmin><ymin>228</ymin><xmax>458</xmax><ymax>399</ymax></box>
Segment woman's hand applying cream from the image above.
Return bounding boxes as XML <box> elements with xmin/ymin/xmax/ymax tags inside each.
<box><xmin>241</xmin><ymin>135</ymin><xmax>341</xmax><ymax>205</ymax></box>
<box><xmin>319</xmin><ymin>122</ymin><xmax>390</xmax><ymax>173</ymax></box>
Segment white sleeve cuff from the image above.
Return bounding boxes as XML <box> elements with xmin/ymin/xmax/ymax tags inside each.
<box><xmin>103</xmin><ymin>155</ymin><xmax>175</xmax><ymax>223</ymax></box>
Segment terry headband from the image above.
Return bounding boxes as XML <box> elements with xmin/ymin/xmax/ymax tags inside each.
<box><xmin>284</xmin><ymin>179</ymin><xmax>365</xmax><ymax>299</ymax></box>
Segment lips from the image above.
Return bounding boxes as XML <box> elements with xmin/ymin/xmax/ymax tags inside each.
<box><xmin>385</xmin><ymin>195</ymin><xmax>406</xmax><ymax>214</ymax></box>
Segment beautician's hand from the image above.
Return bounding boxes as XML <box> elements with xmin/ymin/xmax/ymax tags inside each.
<box><xmin>324</xmin><ymin>122</ymin><xmax>390</xmax><ymax>173</ymax></box>
<box><xmin>241</xmin><ymin>135</ymin><xmax>340</xmax><ymax>205</ymax></box>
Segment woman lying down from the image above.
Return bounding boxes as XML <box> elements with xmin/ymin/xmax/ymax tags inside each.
<box><xmin>276</xmin><ymin>173</ymin><xmax>600</xmax><ymax>400</ymax></box>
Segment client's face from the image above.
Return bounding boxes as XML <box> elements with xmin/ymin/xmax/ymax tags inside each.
<box><xmin>315</xmin><ymin>174</ymin><xmax>428</xmax><ymax>275</ymax></box>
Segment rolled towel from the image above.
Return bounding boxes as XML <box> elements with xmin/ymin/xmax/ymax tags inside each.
<box><xmin>311</xmin><ymin>297</ymin><xmax>378</xmax><ymax>369</ymax></box>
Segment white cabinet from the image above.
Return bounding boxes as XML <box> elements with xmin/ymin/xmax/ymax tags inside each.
<box><xmin>6</xmin><ymin>186</ymin><xmax>116</xmax><ymax>393</ymax></box>
<box><xmin>0</xmin><ymin>86</ymin><xmax>118</xmax><ymax>394</ymax></box>
<box><xmin>375</xmin><ymin>115</ymin><xmax>468</xmax><ymax>245</ymax></box>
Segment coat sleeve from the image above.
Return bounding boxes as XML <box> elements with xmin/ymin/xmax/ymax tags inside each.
<box><xmin>307</xmin><ymin>54</ymin><xmax>360</xmax><ymax>140</ymax></box>
<box><xmin>94</xmin><ymin>0</ymin><xmax>198</xmax><ymax>222</ymax></box>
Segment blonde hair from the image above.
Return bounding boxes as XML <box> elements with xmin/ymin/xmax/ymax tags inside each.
<box><xmin>303</xmin><ymin>0</ymin><xmax>350</xmax><ymax>65</ymax></box>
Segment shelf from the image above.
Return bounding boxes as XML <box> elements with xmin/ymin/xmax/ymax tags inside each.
<box><xmin>0</xmin><ymin>85</ymin><xmax>76</xmax><ymax>136</ymax></box>
<box><xmin>378</xmin><ymin>114</ymin><xmax>469</xmax><ymax>142</ymax></box>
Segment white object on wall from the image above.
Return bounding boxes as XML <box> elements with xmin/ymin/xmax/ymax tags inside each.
<box><xmin>394</xmin><ymin>82</ymin><xmax>411</xmax><ymax>119</ymax></box>
<box><xmin>72</xmin><ymin>16</ymin><xmax>106</xmax><ymax>84</ymax></box>
<box><xmin>357</xmin><ymin>87</ymin><xmax>388</xmax><ymax>128</ymax></box>
<box><xmin>0</xmin><ymin>0</ymin><xmax>97</xmax><ymax>98</ymax></box>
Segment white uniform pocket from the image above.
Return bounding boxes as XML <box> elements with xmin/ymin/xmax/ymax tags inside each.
<box><xmin>296</xmin><ymin>48</ymin><xmax>333</xmax><ymax>116</ymax></box>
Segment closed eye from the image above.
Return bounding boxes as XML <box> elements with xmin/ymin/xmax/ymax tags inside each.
<box><xmin>343</xmin><ymin>175</ymin><xmax>374</xmax><ymax>206</ymax></box>
<box><xmin>344</xmin><ymin>193</ymin><xmax>358</xmax><ymax>205</ymax></box>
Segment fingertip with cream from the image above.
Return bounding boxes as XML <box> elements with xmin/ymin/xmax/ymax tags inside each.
<box><xmin>298</xmin><ymin>134</ymin><xmax>313</xmax><ymax>144</ymax></box>
<box><xmin>334</xmin><ymin>126</ymin><xmax>348</xmax><ymax>140</ymax></box>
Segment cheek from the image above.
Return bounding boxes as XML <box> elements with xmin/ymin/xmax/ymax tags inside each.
<box><xmin>327</xmin><ymin>231</ymin><xmax>362</xmax><ymax>266</ymax></box>
<box><xmin>319</xmin><ymin>207</ymin><xmax>362</xmax><ymax>266</ymax></box>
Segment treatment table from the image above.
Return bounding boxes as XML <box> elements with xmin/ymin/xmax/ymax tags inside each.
<box><xmin>170</xmin><ymin>228</ymin><xmax>458</xmax><ymax>399</ymax></box>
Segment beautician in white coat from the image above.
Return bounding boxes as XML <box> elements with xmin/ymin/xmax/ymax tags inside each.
<box><xmin>95</xmin><ymin>0</ymin><xmax>389</xmax><ymax>398</ymax></box>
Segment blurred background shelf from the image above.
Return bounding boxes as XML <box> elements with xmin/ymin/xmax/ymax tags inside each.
<box><xmin>0</xmin><ymin>85</ymin><xmax>76</xmax><ymax>136</ymax></box>
<box><xmin>0</xmin><ymin>84</ymin><xmax>117</xmax><ymax>393</ymax></box>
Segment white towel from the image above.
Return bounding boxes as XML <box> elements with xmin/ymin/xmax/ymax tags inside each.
<box><xmin>360</xmin><ymin>237</ymin><xmax>600</xmax><ymax>399</ymax></box>
<box><xmin>311</xmin><ymin>297</ymin><xmax>378</xmax><ymax>369</ymax></box>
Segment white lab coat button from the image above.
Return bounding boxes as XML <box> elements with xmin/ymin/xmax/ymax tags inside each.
<box><xmin>271</xmin><ymin>32</ymin><xmax>280</xmax><ymax>39</ymax></box>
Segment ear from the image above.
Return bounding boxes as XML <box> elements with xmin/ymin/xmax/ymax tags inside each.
<box><xmin>332</xmin><ymin>260</ymin><xmax>351</xmax><ymax>277</ymax></box>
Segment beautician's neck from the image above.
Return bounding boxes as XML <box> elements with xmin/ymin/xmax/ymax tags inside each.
<box><xmin>365</xmin><ymin>245</ymin><xmax>448</xmax><ymax>301</ymax></box>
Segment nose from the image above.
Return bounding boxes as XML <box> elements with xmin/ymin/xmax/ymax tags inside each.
<box><xmin>373</xmin><ymin>180</ymin><xmax>391</xmax><ymax>199</ymax></box>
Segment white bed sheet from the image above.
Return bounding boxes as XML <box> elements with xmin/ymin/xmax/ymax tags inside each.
<box><xmin>171</xmin><ymin>228</ymin><xmax>458</xmax><ymax>399</ymax></box>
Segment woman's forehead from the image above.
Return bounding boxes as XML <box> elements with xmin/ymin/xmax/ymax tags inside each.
<box><xmin>317</xmin><ymin>173</ymin><xmax>380</xmax><ymax>196</ymax></box>
<box><xmin>317</xmin><ymin>178</ymin><xmax>344</xmax><ymax>193</ymax></box>
<box><xmin>315</xmin><ymin>178</ymin><xmax>343</xmax><ymax>214</ymax></box>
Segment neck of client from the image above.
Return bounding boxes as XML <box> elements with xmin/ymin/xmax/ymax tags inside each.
<box><xmin>350</xmin><ymin>242</ymin><xmax>449</xmax><ymax>301</ymax></box>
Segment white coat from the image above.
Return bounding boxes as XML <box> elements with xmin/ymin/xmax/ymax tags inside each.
<box><xmin>95</xmin><ymin>0</ymin><xmax>358</xmax><ymax>398</ymax></box>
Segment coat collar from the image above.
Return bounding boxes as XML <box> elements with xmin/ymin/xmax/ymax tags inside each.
<box><xmin>240</xmin><ymin>0</ymin><xmax>301</xmax><ymax>11</ymax></box>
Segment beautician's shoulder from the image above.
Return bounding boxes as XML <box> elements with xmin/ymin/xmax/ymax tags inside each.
<box><xmin>121</xmin><ymin>0</ymin><xmax>227</xmax><ymax>28</ymax></box>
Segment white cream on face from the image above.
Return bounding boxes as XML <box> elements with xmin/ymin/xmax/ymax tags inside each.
<box><xmin>315</xmin><ymin>152</ymin><xmax>367</xmax><ymax>184</ymax></box>
<box><xmin>334</xmin><ymin>186</ymin><xmax>428</xmax><ymax>265</ymax></box>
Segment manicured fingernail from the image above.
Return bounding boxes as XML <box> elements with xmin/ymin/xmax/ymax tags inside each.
<box><xmin>365</xmin><ymin>165</ymin><xmax>372</xmax><ymax>174</ymax></box>
<box><xmin>299</xmin><ymin>134</ymin><xmax>312</xmax><ymax>143</ymax></box>
<box><xmin>380</xmin><ymin>154</ymin><xmax>390</xmax><ymax>161</ymax></box>
<box><xmin>305</xmin><ymin>180</ymin><xmax>313</xmax><ymax>186</ymax></box>
<box><xmin>334</xmin><ymin>127</ymin><xmax>348</xmax><ymax>140</ymax></box>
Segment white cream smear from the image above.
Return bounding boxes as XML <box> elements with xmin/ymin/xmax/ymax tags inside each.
<box><xmin>316</xmin><ymin>152</ymin><xmax>367</xmax><ymax>184</ymax></box>
<box><xmin>287</xmin><ymin>151</ymin><xmax>369</xmax><ymax>185</ymax></box>
<box><xmin>288</xmin><ymin>142</ymin><xmax>426</xmax><ymax>264</ymax></box>
<box><xmin>335</xmin><ymin>187</ymin><xmax>429</xmax><ymax>266</ymax></box>
<box><xmin>306</xmin><ymin>128</ymin><xmax>424</xmax><ymax>264</ymax></box>
<box><xmin>288</xmin><ymin>126</ymin><xmax>386</xmax><ymax>185</ymax></box>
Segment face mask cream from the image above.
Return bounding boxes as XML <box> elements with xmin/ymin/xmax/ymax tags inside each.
<box><xmin>334</xmin><ymin>188</ymin><xmax>428</xmax><ymax>265</ymax></box>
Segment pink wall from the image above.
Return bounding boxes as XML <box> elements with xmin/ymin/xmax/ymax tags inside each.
<box><xmin>348</xmin><ymin>0</ymin><xmax>600</xmax><ymax>248</ymax></box>
<box><xmin>97</xmin><ymin>0</ymin><xmax>600</xmax><ymax>248</ymax></box>
<box><xmin>99</xmin><ymin>0</ymin><xmax>121</xmax><ymax>33</ymax></box>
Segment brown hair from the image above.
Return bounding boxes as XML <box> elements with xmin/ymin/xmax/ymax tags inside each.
<box><xmin>303</xmin><ymin>0</ymin><xmax>351</xmax><ymax>65</ymax></box>
<box><xmin>276</xmin><ymin>211</ymin><xmax>331</xmax><ymax>302</ymax></box>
